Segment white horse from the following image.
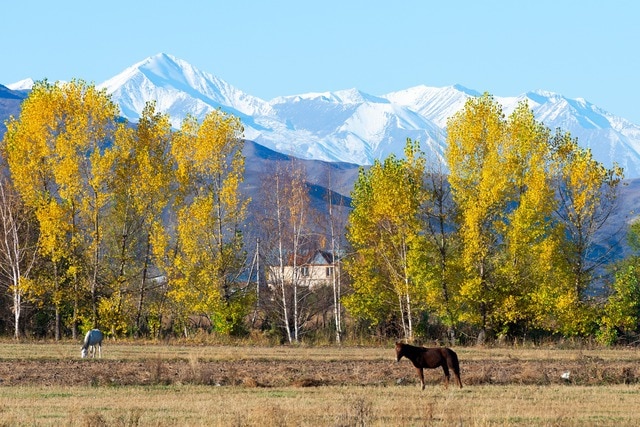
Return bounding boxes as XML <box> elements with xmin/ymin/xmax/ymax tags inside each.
<box><xmin>81</xmin><ymin>329</ymin><xmax>103</xmax><ymax>358</ymax></box>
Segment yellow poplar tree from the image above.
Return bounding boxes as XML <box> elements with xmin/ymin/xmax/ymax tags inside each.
<box><xmin>169</xmin><ymin>110</ymin><xmax>250</xmax><ymax>334</ymax></box>
<box><xmin>447</xmin><ymin>93</ymin><xmax>622</xmax><ymax>339</ymax></box>
<box><xmin>2</xmin><ymin>79</ymin><xmax>118</xmax><ymax>337</ymax></box>
<box><xmin>550</xmin><ymin>129</ymin><xmax>623</xmax><ymax>335</ymax></box>
<box><xmin>101</xmin><ymin>102</ymin><xmax>173</xmax><ymax>336</ymax></box>
<box><xmin>445</xmin><ymin>93</ymin><xmax>508</xmax><ymax>335</ymax></box>
<box><xmin>412</xmin><ymin>160</ymin><xmax>464</xmax><ymax>343</ymax></box>
<box><xmin>344</xmin><ymin>138</ymin><xmax>426</xmax><ymax>339</ymax></box>
<box><xmin>496</xmin><ymin>102</ymin><xmax>564</xmax><ymax>334</ymax></box>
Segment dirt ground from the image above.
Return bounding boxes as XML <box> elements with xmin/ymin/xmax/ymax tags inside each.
<box><xmin>0</xmin><ymin>355</ymin><xmax>637</xmax><ymax>388</ymax></box>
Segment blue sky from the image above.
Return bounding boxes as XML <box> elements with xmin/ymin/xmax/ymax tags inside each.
<box><xmin>3</xmin><ymin>1</ymin><xmax>639</xmax><ymax>123</ymax></box>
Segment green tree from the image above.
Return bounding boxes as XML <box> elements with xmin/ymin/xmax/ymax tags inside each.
<box><xmin>597</xmin><ymin>218</ymin><xmax>640</xmax><ymax>345</ymax></box>
<box><xmin>344</xmin><ymin>139</ymin><xmax>426</xmax><ymax>339</ymax></box>
<box><xmin>598</xmin><ymin>261</ymin><xmax>640</xmax><ymax>345</ymax></box>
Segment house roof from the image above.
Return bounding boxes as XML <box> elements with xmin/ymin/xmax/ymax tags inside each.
<box><xmin>286</xmin><ymin>249</ymin><xmax>337</xmax><ymax>266</ymax></box>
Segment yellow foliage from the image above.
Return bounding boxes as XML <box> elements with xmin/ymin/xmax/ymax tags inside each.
<box><xmin>168</xmin><ymin>110</ymin><xmax>249</xmax><ymax>331</ymax></box>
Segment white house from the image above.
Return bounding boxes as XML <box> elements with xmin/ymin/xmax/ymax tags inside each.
<box><xmin>267</xmin><ymin>250</ymin><xmax>341</xmax><ymax>289</ymax></box>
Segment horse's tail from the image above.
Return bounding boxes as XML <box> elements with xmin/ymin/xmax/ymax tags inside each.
<box><xmin>449</xmin><ymin>349</ymin><xmax>461</xmax><ymax>375</ymax></box>
<box><xmin>447</xmin><ymin>348</ymin><xmax>463</xmax><ymax>387</ymax></box>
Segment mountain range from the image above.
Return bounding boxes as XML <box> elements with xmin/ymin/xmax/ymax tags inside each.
<box><xmin>2</xmin><ymin>53</ymin><xmax>640</xmax><ymax>263</ymax></box>
<box><xmin>7</xmin><ymin>52</ymin><xmax>640</xmax><ymax>178</ymax></box>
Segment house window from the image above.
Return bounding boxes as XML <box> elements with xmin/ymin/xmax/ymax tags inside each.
<box><xmin>300</xmin><ymin>266</ymin><xmax>309</xmax><ymax>277</ymax></box>
<box><xmin>326</xmin><ymin>267</ymin><xmax>333</xmax><ymax>277</ymax></box>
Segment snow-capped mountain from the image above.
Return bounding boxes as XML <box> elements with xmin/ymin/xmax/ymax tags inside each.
<box><xmin>6</xmin><ymin>78</ymin><xmax>34</xmax><ymax>91</ymax></box>
<box><xmin>265</xmin><ymin>88</ymin><xmax>446</xmax><ymax>163</ymax></box>
<box><xmin>98</xmin><ymin>53</ymin><xmax>273</xmax><ymax>127</ymax></box>
<box><xmin>97</xmin><ymin>53</ymin><xmax>446</xmax><ymax>165</ymax></box>
<box><xmin>383</xmin><ymin>84</ymin><xmax>482</xmax><ymax>128</ymax></box>
<box><xmin>11</xmin><ymin>53</ymin><xmax>640</xmax><ymax>178</ymax></box>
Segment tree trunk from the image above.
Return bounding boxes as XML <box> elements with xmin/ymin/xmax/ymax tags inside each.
<box><xmin>135</xmin><ymin>234</ymin><xmax>152</xmax><ymax>337</ymax></box>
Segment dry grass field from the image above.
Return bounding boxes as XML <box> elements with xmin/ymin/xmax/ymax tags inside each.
<box><xmin>0</xmin><ymin>340</ymin><xmax>639</xmax><ymax>425</ymax></box>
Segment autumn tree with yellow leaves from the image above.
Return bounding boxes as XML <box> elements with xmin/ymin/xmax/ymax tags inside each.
<box><xmin>446</xmin><ymin>93</ymin><xmax>622</xmax><ymax>340</ymax></box>
<box><xmin>549</xmin><ymin>129</ymin><xmax>624</xmax><ymax>336</ymax></box>
<box><xmin>446</xmin><ymin>93</ymin><xmax>510</xmax><ymax>338</ymax></box>
<box><xmin>344</xmin><ymin>139</ymin><xmax>427</xmax><ymax>340</ymax></box>
<box><xmin>2</xmin><ymin>79</ymin><xmax>118</xmax><ymax>338</ymax></box>
<box><xmin>100</xmin><ymin>102</ymin><xmax>174</xmax><ymax>336</ymax></box>
<box><xmin>167</xmin><ymin>110</ymin><xmax>251</xmax><ymax>335</ymax></box>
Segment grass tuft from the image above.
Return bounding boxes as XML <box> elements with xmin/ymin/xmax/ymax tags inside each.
<box><xmin>334</xmin><ymin>397</ymin><xmax>375</xmax><ymax>427</ymax></box>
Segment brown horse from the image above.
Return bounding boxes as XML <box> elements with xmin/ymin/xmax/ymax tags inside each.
<box><xmin>395</xmin><ymin>342</ymin><xmax>462</xmax><ymax>389</ymax></box>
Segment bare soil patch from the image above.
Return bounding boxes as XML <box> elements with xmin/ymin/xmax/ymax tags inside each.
<box><xmin>0</xmin><ymin>352</ymin><xmax>637</xmax><ymax>388</ymax></box>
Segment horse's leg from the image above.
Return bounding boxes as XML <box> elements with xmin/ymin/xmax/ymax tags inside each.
<box><xmin>416</xmin><ymin>367</ymin><xmax>425</xmax><ymax>390</ymax></box>
<box><xmin>98</xmin><ymin>342</ymin><xmax>102</xmax><ymax>358</ymax></box>
<box><xmin>454</xmin><ymin>372</ymin><xmax>462</xmax><ymax>388</ymax></box>
<box><xmin>452</xmin><ymin>363</ymin><xmax>462</xmax><ymax>388</ymax></box>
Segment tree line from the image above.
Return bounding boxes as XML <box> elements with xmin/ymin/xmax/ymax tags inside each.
<box><xmin>1</xmin><ymin>79</ymin><xmax>248</xmax><ymax>340</ymax></box>
<box><xmin>0</xmin><ymin>80</ymin><xmax>638</xmax><ymax>345</ymax></box>
<box><xmin>345</xmin><ymin>93</ymin><xmax>638</xmax><ymax>345</ymax></box>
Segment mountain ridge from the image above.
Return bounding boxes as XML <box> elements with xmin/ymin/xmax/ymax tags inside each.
<box><xmin>7</xmin><ymin>52</ymin><xmax>640</xmax><ymax>178</ymax></box>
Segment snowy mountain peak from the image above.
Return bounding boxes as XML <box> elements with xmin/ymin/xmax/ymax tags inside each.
<box><xmin>138</xmin><ymin>53</ymin><xmax>187</xmax><ymax>82</ymax></box>
<box><xmin>101</xmin><ymin>53</ymin><xmax>209</xmax><ymax>93</ymax></box>
<box><xmin>7</xmin><ymin>78</ymin><xmax>34</xmax><ymax>91</ymax></box>
<box><xmin>384</xmin><ymin>84</ymin><xmax>478</xmax><ymax>127</ymax></box>
<box><xmin>98</xmin><ymin>52</ymin><xmax>272</xmax><ymax>127</ymax></box>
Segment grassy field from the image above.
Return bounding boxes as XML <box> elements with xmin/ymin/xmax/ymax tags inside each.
<box><xmin>3</xmin><ymin>383</ymin><xmax>640</xmax><ymax>426</ymax></box>
<box><xmin>0</xmin><ymin>340</ymin><xmax>639</xmax><ymax>426</ymax></box>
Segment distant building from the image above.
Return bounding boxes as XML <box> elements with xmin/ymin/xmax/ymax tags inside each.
<box><xmin>267</xmin><ymin>249</ymin><xmax>341</xmax><ymax>289</ymax></box>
